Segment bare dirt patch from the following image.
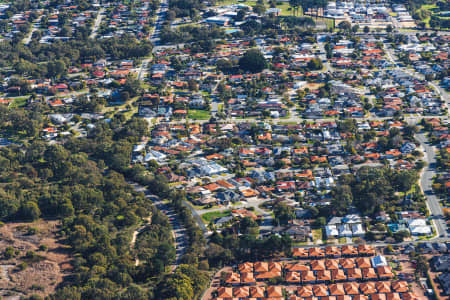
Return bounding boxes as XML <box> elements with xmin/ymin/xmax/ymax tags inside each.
<box><xmin>0</xmin><ymin>220</ymin><xmax>72</xmax><ymax>299</ymax></box>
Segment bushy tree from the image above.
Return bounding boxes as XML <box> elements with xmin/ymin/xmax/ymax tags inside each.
<box><xmin>239</xmin><ymin>49</ymin><xmax>267</xmax><ymax>73</ymax></box>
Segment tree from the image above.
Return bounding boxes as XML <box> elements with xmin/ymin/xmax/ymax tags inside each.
<box><xmin>363</xmin><ymin>26</ymin><xmax>370</xmax><ymax>33</ymax></box>
<box><xmin>386</xmin><ymin>24</ymin><xmax>393</xmax><ymax>33</ymax></box>
<box><xmin>289</xmin><ymin>0</ymin><xmax>302</xmax><ymax>16</ymax></box>
<box><xmin>394</xmin><ymin>170</ymin><xmax>418</xmax><ymax>193</ymax></box>
<box><xmin>239</xmin><ymin>49</ymin><xmax>267</xmax><ymax>73</ymax></box>
<box><xmin>338</xmin><ymin>21</ymin><xmax>351</xmax><ymax>32</ymax></box>
<box><xmin>19</xmin><ymin>201</ymin><xmax>41</xmax><ymax>221</ymax></box>
<box><xmin>307</xmin><ymin>58</ymin><xmax>323</xmax><ymax>70</ymax></box>
<box><xmin>273</xmin><ymin>202</ymin><xmax>295</xmax><ymax>225</ymax></box>
<box><xmin>331</xmin><ymin>185</ymin><xmax>353</xmax><ymax>216</ymax></box>
<box><xmin>352</xmin><ymin>25</ymin><xmax>359</xmax><ymax>33</ymax></box>
<box><xmin>156</xmin><ymin>272</ymin><xmax>194</xmax><ymax>300</ymax></box>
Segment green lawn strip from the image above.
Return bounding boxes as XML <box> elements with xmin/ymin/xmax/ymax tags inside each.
<box><xmin>188</xmin><ymin>109</ymin><xmax>211</xmax><ymax>120</ymax></box>
<box><xmin>9</xmin><ymin>96</ymin><xmax>30</xmax><ymax>108</ymax></box>
<box><xmin>201</xmin><ymin>210</ymin><xmax>232</xmax><ymax>223</ymax></box>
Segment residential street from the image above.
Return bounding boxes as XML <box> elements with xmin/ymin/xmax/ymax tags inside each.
<box><xmin>130</xmin><ymin>182</ymin><xmax>187</xmax><ymax>268</ymax></box>
<box><xmin>415</xmin><ymin>132</ymin><xmax>448</xmax><ymax>238</ymax></box>
<box><xmin>23</xmin><ymin>15</ymin><xmax>42</xmax><ymax>45</ymax></box>
<box><xmin>90</xmin><ymin>8</ymin><xmax>105</xmax><ymax>39</ymax></box>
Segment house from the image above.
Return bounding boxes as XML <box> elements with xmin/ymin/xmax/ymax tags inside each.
<box><xmin>431</xmin><ymin>255</ymin><xmax>450</xmax><ymax>272</ymax></box>
<box><xmin>438</xmin><ymin>272</ymin><xmax>450</xmax><ymax>295</ymax></box>
<box><xmin>284</xmin><ymin>225</ymin><xmax>311</xmax><ymax>242</ymax></box>
<box><xmin>371</xmin><ymin>255</ymin><xmax>388</xmax><ymax>268</ymax></box>
<box><xmin>408</xmin><ymin>218</ymin><xmax>432</xmax><ymax>236</ymax></box>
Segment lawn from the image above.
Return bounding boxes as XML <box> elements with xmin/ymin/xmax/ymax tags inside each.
<box><xmin>9</xmin><ymin>96</ymin><xmax>30</xmax><ymax>108</ymax></box>
<box><xmin>311</xmin><ymin>228</ymin><xmax>323</xmax><ymax>242</ymax></box>
<box><xmin>201</xmin><ymin>210</ymin><xmax>231</xmax><ymax>223</ymax></box>
<box><xmin>188</xmin><ymin>109</ymin><xmax>211</xmax><ymax>120</ymax></box>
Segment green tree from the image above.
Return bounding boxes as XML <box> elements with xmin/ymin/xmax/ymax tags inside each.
<box><xmin>19</xmin><ymin>201</ymin><xmax>41</xmax><ymax>221</ymax></box>
<box><xmin>156</xmin><ymin>272</ymin><xmax>194</xmax><ymax>300</ymax></box>
<box><xmin>239</xmin><ymin>49</ymin><xmax>267</xmax><ymax>73</ymax></box>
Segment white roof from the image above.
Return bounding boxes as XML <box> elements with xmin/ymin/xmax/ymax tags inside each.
<box><xmin>408</xmin><ymin>218</ymin><xmax>427</xmax><ymax>228</ymax></box>
<box><xmin>325</xmin><ymin>225</ymin><xmax>338</xmax><ymax>237</ymax></box>
<box><xmin>410</xmin><ymin>226</ymin><xmax>432</xmax><ymax>235</ymax></box>
<box><xmin>371</xmin><ymin>255</ymin><xmax>388</xmax><ymax>267</ymax></box>
<box><xmin>351</xmin><ymin>223</ymin><xmax>365</xmax><ymax>235</ymax></box>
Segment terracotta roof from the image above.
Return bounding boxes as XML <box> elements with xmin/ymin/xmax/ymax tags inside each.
<box><xmin>340</xmin><ymin>258</ymin><xmax>356</xmax><ymax>269</ymax></box>
<box><xmin>297</xmin><ymin>285</ymin><xmax>314</xmax><ymax>297</ymax></box>
<box><xmin>285</xmin><ymin>263</ymin><xmax>310</xmax><ymax>272</ymax></box>
<box><xmin>313</xmin><ymin>284</ymin><xmax>328</xmax><ymax>297</ymax></box>
<box><xmin>293</xmin><ymin>248</ymin><xmax>309</xmax><ymax>257</ymax></box>
<box><xmin>316</xmin><ymin>270</ymin><xmax>331</xmax><ymax>281</ymax></box>
<box><xmin>332</xmin><ymin>269</ymin><xmax>347</xmax><ymax>281</ymax></box>
<box><xmin>255</xmin><ymin>271</ymin><xmax>281</xmax><ymax>279</ymax></box>
<box><xmin>250</xmin><ymin>286</ymin><xmax>265</xmax><ymax>298</ymax></box>
<box><xmin>302</xmin><ymin>271</ymin><xmax>316</xmax><ymax>282</ymax></box>
<box><xmin>329</xmin><ymin>284</ymin><xmax>345</xmax><ymax>296</ymax></box>
<box><xmin>392</xmin><ymin>281</ymin><xmax>409</xmax><ymax>293</ymax></box>
<box><xmin>326</xmin><ymin>259</ymin><xmax>340</xmax><ymax>270</ymax></box>
<box><xmin>217</xmin><ymin>287</ymin><xmax>233</xmax><ymax>298</ymax></box>
<box><xmin>358</xmin><ymin>244</ymin><xmax>375</xmax><ymax>255</ymax></box>
<box><xmin>342</xmin><ymin>245</ymin><xmax>358</xmax><ymax>255</ymax></box>
<box><xmin>239</xmin><ymin>262</ymin><xmax>254</xmax><ymax>273</ymax></box>
<box><xmin>254</xmin><ymin>262</ymin><xmax>269</xmax><ymax>273</ymax></box>
<box><xmin>362</xmin><ymin>268</ymin><xmax>378</xmax><ymax>280</ymax></box>
<box><xmin>267</xmin><ymin>286</ymin><xmax>283</xmax><ymax>297</ymax></box>
<box><xmin>360</xmin><ymin>282</ymin><xmax>377</xmax><ymax>294</ymax></box>
<box><xmin>269</xmin><ymin>262</ymin><xmax>282</xmax><ymax>272</ymax></box>
<box><xmin>356</xmin><ymin>257</ymin><xmax>372</xmax><ymax>268</ymax></box>
<box><xmin>325</xmin><ymin>246</ymin><xmax>342</xmax><ymax>257</ymax></box>
<box><xmin>337</xmin><ymin>296</ymin><xmax>352</xmax><ymax>300</ymax></box>
<box><xmin>225</xmin><ymin>272</ymin><xmax>240</xmax><ymax>284</ymax></box>
<box><xmin>311</xmin><ymin>260</ymin><xmax>326</xmax><ymax>271</ymax></box>
<box><xmin>346</xmin><ymin>267</ymin><xmax>362</xmax><ymax>280</ymax></box>
<box><xmin>376</xmin><ymin>281</ymin><xmax>391</xmax><ymax>293</ymax></box>
<box><xmin>240</xmin><ymin>272</ymin><xmax>256</xmax><ymax>284</ymax></box>
<box><xmin>401</xmin><ymin>292</ymin><xmax>419</xmax><ymax>300</ymax></box>
<box><xmin>377</xmin><ymin>266</ymin><xmax>394</xmax><ymax>278</ymax></box>
<box><xmin>352</xmin><ymin>295</ymin><xmax>369</xmax><ymax>300</ymax></box>
<box><xmin>372</xmin><ymin>294</ymin><xmax>387</xmax><ymax>300</ymax></box>
<box><xmin>387</xmin><ymin>292</ymin><xmax>401</xmax><ymax>300</ymax></box>
<box><xmin>344</xmin><ymin>282</ymin><xmax>359</xmax><ymax>295</ymax></box>
<box><xmin>233</xmin><ymin>286</ymin><xmax>250</xmax><ymax>298</ymax></box>
<box><xmin>309</xmin><ymin>247</ymin><xmax>325</xmax><ymax>257</ymax></box>
<box><xmin>286</xmin><ymin>271</ymin><xmax>301</xmax><ymax>283</ymax></box>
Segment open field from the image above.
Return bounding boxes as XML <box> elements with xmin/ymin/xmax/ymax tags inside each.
<box><xmin>0</xmin><ymin>220</ymin><xmax>72</xmax><ymax>299</ymax></box>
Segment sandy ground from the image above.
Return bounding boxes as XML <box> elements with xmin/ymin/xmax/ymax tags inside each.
<box><xmin>0</xmin><ymin>220</ymin><xmax>72</xmax><ymax>299</ymax></box>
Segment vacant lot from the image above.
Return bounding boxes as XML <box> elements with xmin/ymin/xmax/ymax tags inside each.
<box><xmin>0</xmin><ymin>220</ymin><xmax>72</xmax><ymax>299</ymax></box>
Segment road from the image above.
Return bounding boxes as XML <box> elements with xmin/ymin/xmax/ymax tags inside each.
<box><xmin>137</xmin><ymin>58</ymin><xmax>151</xmax><ymax>81</ymax></box>
<box><xmin>134</xmin><ymin>0</ymin><xmax>169</xmax><ymax>81</ymax></box>
<box><xmin>150</xmin><ymin>0</ymin><xmax>168</xmax><ymax>46</ymax></box>
<box><xmin>90</xmin><ymin>8</ymin><xmax>105</xmax><ymax>39</ymax></box>
<box><xmin>415</xmin><ymin>132</ymin><xmax>448</xmax><ymax>238</ymax></box>
<box><xmin>130</xmin><ymin>182</ymin><xmax>187</xmax><ymax>267</ymax></box>
<box><xmin>23</xmin><ymin>15</ymin><xmax>42</xmax><ymax>45</ymax></box>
